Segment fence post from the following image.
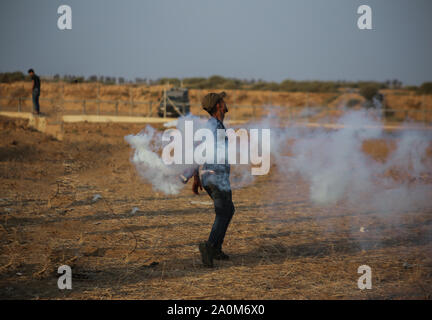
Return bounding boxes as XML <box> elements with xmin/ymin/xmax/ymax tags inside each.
<box><xmin>163</xmin><ymin>88</ymin><xmax>167</xmax><ymax>118</ymax></box>
<box><xmin>115</xmin><ymin>101</ymin><xmax>119</xmax><ymax>116</ymax></box>
<box><xmin>233</xmin><ymin>90</ymin><xmax>237</xmax><ymax>121</ymax></box>
<box><xmin>62</xmin><ymin>83</ymin><xmax>65</xmax><ymax>114</ymax></box>
<box><xmin>82</xmin><ymin>99</ymin><xmax>86</xmax><ymax>115</ymax></box>
<box><xmin>197</xmin><ymin>90</ymin><xmax>202</xmax><ymax>114</ymax></box>
<box><xmin>149</xmin><ymin>101</ymin><xmax>152</xmax><ymax>117</ymax></box>
<box><xmin>18</xmin><ymin>97</ymin><xmax>22</xmax><ymax>112</ymax></box>
<box><xmin>129</xmin><ymin>87</ymin><xmax>133</xmax><ymax>116</ymax></box>
<box><xmin>97</xmin><ymin>83</ymin><xmax>100</xmax><ymax>116</ymax></box>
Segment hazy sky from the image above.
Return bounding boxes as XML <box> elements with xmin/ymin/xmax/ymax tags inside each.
<box><xmin>0</xmin><ymin>0</ymin><xmax>431</xmax><ymax>85</ymax></box>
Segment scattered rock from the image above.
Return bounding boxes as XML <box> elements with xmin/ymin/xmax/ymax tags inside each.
<box><xmin>190</xmin><ymin>201</ymin><xmax>213</xmax><ymax>206</ymax></box>
<box><xmin>142</xmin><ymin>261</ymin><xmax>159</xmax><ymax>269</ymax></box>
<box><xmin>91</xmin><ymin>194</ymin><xmax>102</xmax><ymax>203</ymax></box>
<box><xmin>130</xmin><ymin>207</ymin><xmax>139</xmax><ymax>214</ymax></box>
<box><xmin>72</xmin><ymin>273</ymin><xmax>90</xmax><ymax>280</ymax></box>
<box><xmin>56</xmin><ymin>208</ymin><xmax>74</xmax><ymax>215</ymax></box>
<box><xmin>83</xmin><ymin>247</ymin><xmax>106</xmax><ymax>257</ymax></box>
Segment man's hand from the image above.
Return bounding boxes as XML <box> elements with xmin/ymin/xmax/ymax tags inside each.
<box><xmin>179</xmin><ymin>174</ymin><xmax>189</xmax><ymax>184</ymax></box>
<box><xmin>192</xmin><ymin>173</ymin><xmax>203</xmax><ymax>195</ymax></box>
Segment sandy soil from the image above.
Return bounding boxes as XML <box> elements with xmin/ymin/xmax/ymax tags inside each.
<box><xmin>0</xmin><ymin>116</ymin><xmax>431</xmax><ymax>300</ymax></box>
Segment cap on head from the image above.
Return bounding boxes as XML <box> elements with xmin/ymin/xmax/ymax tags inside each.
<box><xmin>28</xmin><ymin>69</ymin><xmax>34</xmax><ymax>74</ymax></box>
<box><xmin>201</xmin><ymin>91</ymin><xmax>227</xmax><ymax>114</ymax></box>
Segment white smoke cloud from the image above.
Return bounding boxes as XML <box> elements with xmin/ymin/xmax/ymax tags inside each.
<box><xmin>125</xmin><ymin>108</ymin><xmax>432</xmax><ymax>214</ymax></box>
<box><xmin>269</xmin><ymin>109</ymin><xmax>432</xmax><ymax>213</ymax></box>
<box><xmin>124</xmin><ymin>115</ymin><xmax>208</xmax><ymax>194</ymax></box>
<box><xmin>124</xmin><ymin>125</ymin><xmax>184</xmax><ymax>195</ymax></box>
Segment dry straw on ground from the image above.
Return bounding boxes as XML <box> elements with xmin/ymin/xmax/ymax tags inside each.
<box><xmin>0</xmin><ymin>115</ymin><xmax>431</xmax><ymax>299</ymax></box>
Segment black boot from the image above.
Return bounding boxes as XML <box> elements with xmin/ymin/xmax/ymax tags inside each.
<box><xmin>199</xmin><ymin>241</ymin><xmax>216</xmax><ymax>267</ymax></box>
<box><xmin>214</xmin><ymin>248</ymin><xmax>230</xmax><ymax>260</ymax></box>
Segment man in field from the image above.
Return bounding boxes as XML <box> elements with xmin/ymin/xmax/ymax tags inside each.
<box><xmin>181</xmin><ymin>92</ymin><xmax>235</xmax><ymax>268</ymax></box>
<box><xmin>28</xmin><ymin>69</ymin><xmax>41</xmax><ymax>115</ymax></box>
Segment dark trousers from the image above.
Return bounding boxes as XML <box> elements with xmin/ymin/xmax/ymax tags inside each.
<box><xmin>32</xmin><ymin>89</ymin><xmax>40</xmax><ymax>113</ymax></box>
<box><xmin>202</xmin><ymin>174</ymin><xmax>235</xmax><ymax>249</ymax></box>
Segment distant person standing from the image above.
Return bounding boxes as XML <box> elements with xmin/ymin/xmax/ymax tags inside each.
<box><xmin>28</xmin><ymin>69</ymin><xmax>40</xmax><ymax>115</ymax></box>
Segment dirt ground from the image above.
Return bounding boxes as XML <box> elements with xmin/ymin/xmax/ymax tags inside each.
<box><xmin>0</xmin><ymin>115</ymin><xmax>431</xmax><ymax>300</ymax></box>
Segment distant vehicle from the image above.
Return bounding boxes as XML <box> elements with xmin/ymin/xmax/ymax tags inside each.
<box><xmin>158</xmin><ymin>88</ymin><xmax>190</xmax><ymax>118</ymax></box>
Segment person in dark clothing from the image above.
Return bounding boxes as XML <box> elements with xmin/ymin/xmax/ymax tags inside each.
<box><xmin>181</xmin><ymin>92</ymin><xmax>235</xmax><ymax>268</ymax></box>
<box><xmin>28</xmin><ymin>69</ymin><xmax>41</xmax><ymax>115</ymax></box>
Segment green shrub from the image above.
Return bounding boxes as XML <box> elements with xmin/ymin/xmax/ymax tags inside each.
<box><xmin>0</xmin><ymin>71</ymin><xmax>25</xmax><ymax>83</ymax></box>
<box><xmin>404</xmin><ymin>85</ymin><xmax>418</xmax><ymax>91</ymax></box>
<box><xmin>207</xmin><ymin>75</ymin><xmax>226</xmax><ymax>88</ymax></box>
<box><xmin>418</xmin><ymin>82</ymin><xmax>432</xmax><ymax>94</ymax></box>
<box><xmin>359</xmin><ymin>85</ymin><xmax>380</xmax><ymax>101</ymax></box>
<box><xmin>158</xmin><ymin>77</ymin><xmax>181</xmax><ymax>87</ymax></box>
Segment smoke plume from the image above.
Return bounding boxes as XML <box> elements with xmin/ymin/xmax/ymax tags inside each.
<box><xmin>125</xmin><ymin>109</ymin><xmax>432</xmax><ymax>213</ymax></box>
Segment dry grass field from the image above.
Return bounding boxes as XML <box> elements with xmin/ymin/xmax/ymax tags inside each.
<box><xmin>1</xmin><ymin>82</ymin><xmax>432</xmax><ymax>123</ymax></box>
<box><xmin>0</xmin><ymin>114</ymin><xmax>431</xmax><ymax>300</ymax></box>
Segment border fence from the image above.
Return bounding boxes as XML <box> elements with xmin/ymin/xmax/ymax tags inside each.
<box><xmin>0</xmin><ymin>93</ymin><xmax>431</xmax><ymax>124</ymax></box>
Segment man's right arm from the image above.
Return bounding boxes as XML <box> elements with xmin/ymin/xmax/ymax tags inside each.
<box><xmin>179</xmin><ymin>165</ymin><xmax>199</xmax><ymax>184</ymax></box>
<box><xmin>179</xmin><ymin>135</ymin><xmax>205</xmax><ymax>183</ymax></box>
